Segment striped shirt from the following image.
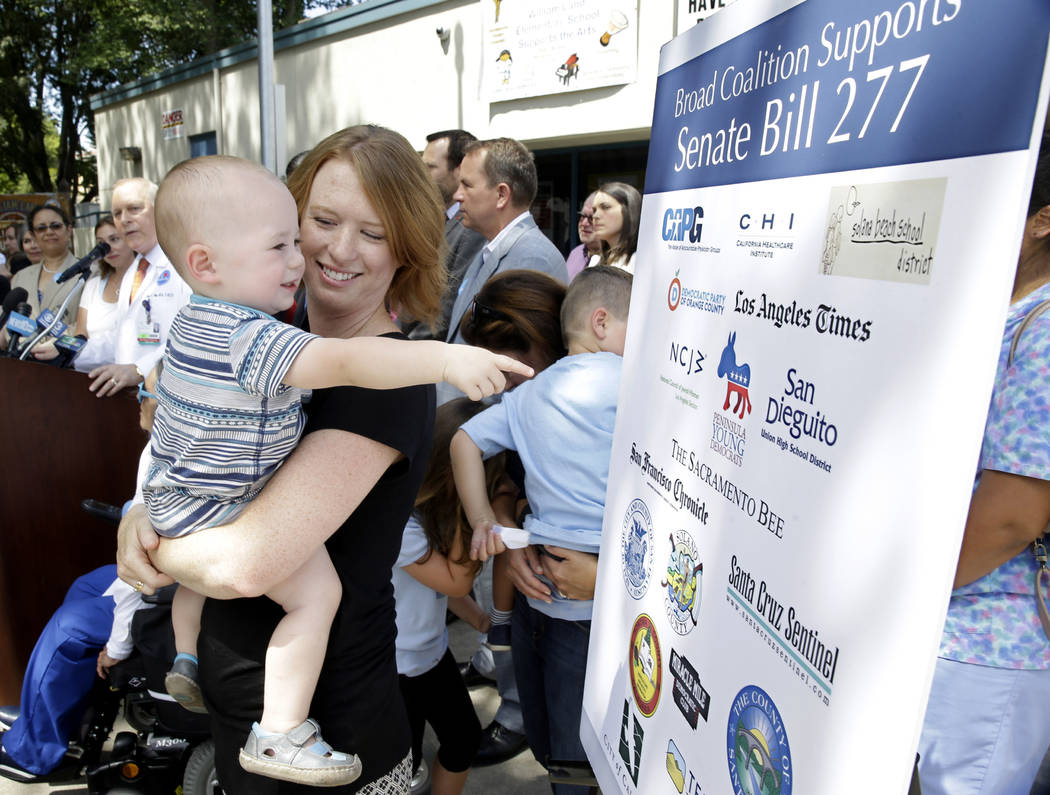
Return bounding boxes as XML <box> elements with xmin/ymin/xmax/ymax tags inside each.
<box><xmin>144</xmin><ymin>295</ymin><xmax>317</xmax><ymax>537</ymax></box>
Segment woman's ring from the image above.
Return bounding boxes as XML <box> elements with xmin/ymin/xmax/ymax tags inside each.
<box><xmin>110</xmin><ymin>378</ymin><xmax>118</xmax><ymax>386</ymax></box>
<box><xmin>132</xmin><ymin>580</ymin><xmax>144</xmax><ymax>592</ymax></box>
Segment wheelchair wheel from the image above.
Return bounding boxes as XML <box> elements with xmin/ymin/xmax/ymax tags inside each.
<box><xmin>183</xmin><ymin>739</ymin><xmax>222</xmax><ymax>795</ymax></box>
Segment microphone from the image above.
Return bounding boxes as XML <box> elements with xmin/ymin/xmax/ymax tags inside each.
<box><xmin>52</xmin><ymin>333</ymin><xmax>87</xmax><ymax>368</ymax></box>
<box><xmin>0</xmin><ymin>287</ymin><xmax>28</xmax><ymax>332</ymax></box>
<box><xmin>5</xmin><ymin>302</ymin><xmax>35</xmax><ymax>355</ymax></box>
<box><xmin>54</xmin><ymin>241</ymin><xmax>110</xmax><ymax>284</ymax></box>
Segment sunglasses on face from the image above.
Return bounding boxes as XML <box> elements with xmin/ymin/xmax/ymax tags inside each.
<box><xmin>578</xmin><ymin>213</ymin><xmax>594</xmax><ymax>223</ymax></box>
<box><xmin>33</xmin><ymin>222</ymin><xmax>66</xmax><ymax>233</ymax></box>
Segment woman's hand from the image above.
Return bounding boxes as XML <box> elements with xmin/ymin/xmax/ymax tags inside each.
<box><xmin>96</xmin><ymin>649</ymin><xmax>123</xmax><ymax>679</ymax></box>
<box><xmin>116</xmin><ymin>504</ymin><xmax>174</xmax><ymax>595</ymax></box>
<box><xmin>89</xmin><ymin>363</ymin><xmax>141</xmax><ymax>397</ymax></box>
<box><xmin>538</xmin><ymin>546</ymin><xmax>599</xmax><ymax>602</ymax></box>
<box><xmin>30</xmin><ymin>341</ymin><xmax>59</xmax><ymax>361</ymax></box>
<box><xmin>505</xmin><ymin>546</ymin><xmax>552</xmax><ymax>603</ymax></box>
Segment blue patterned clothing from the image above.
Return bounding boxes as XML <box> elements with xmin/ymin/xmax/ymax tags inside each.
<box><xmin>939</xmin><ymin>281</ymin><xmax>1050</xmax><ymax>669</ymax></box>
<box><xmin>144</xmin><ymin>295</ymin><xmax>317</xmax><ymax>537</ymax></box>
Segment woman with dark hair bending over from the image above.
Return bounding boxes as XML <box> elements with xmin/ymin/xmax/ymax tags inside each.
<box><xmin>117</xmin><ymin>124</ymin><xmax>450</xmax><ymax>794</ymax></box>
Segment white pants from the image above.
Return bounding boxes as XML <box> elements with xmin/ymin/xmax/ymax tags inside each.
<box><xmin>918</xmin><ymin>657</ymin><xmax>1050</xmax><ymax>795</ymax></box>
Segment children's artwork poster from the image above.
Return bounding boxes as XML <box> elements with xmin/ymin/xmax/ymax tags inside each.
<box><xmin>482</xmin><ymin>0</ymin><xmax>638</xmax><ymax>102</ymax></box>
<box><xmin>582</xmin><ymin>1</ymin><xmax>1050</xmax><ymax>794</ymax></box>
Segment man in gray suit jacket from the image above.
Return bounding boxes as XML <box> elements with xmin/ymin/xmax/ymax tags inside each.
<box><xmin>445</xmin><ymin>137</ymin><xmax>568</xmax><ymax>347</ymax></box>
<box><xmin>411</xmin><ymin>129</ymin><xmax>487</xmax><ymax>340</ymax></box>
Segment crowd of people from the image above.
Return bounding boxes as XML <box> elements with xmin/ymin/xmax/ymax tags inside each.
<box><xmin>0</xmin><ymin>121</ymin><xmax>1047</xmax><ymax>795</ymax></box>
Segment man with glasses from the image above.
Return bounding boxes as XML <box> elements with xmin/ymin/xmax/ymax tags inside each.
<box><xmin>87</xmin><ymin>178</ymin><xmax>191</xmax><ymax>398</ymax></box>
<box><xmin>565</xmin><ymin>193</ymin><xmax>600</xmax><ymax>281</ymax></box>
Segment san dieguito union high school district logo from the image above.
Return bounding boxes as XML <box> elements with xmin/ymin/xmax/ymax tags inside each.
<box><xmin>726</xmin><ymin>685</ymin><xmax>792</xmax><ymax>795</ymax></box>
<box><xmin>621</xmin><ymin>498</ymin><xmax>654</xmax><ymax>599</ymax></box>
<box><xmin>662</xmin><ymin>529</ymin><xmax>703</xmax><ymax>635</ymax></box>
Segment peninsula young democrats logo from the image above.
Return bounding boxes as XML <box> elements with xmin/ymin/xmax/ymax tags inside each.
<box><xmin>727</xmin><ymin>685</ymin><xmax>792</xmax><ymax>795</ymax></box>
<box><xmin>662</xmin><ymin>530</ymin><xmax>702</xmax><ymax>635</ymax></box>
<box><xmin>629</xmin><ymin>614</ymin><xmax>662</xmax><ymax>718</ymax></box>
<box><xmin>621</xmin><ymin>498</ymin><xmax>654</xmax><ymax>599</ymax></box>
<box><xmin>712</xmin><ymin>331</ymin><xmax>752</xmax><ymax>467</ymax></box>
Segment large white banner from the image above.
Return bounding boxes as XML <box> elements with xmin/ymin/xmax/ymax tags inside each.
<box><xmin>583</xmin><ymin>1</ymin><xmax>1050</xmax><ymax>794</ymax></box>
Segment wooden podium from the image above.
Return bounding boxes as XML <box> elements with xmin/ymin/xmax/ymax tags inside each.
<box><xmin>0</xmin><ymin>357</ymin><xmax>142</xmax><ymax>703</ymax></box>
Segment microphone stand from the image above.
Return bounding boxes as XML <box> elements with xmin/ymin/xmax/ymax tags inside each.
<box><xmin>18</xmin><ymin>271</ymin><xmax>89</xmax><ymax>361</ymax></box>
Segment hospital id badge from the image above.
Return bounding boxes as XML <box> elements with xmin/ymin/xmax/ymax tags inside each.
<box><xmin>136</xmin><ymin>319</ymin><xmax>161</xmax><ymax>346</ymax></box>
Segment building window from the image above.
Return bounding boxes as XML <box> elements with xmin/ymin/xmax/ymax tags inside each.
<box><xmin>189</xmin><ymin>132</ymin><xmax>218</xmax><ymax>158</ymax></box>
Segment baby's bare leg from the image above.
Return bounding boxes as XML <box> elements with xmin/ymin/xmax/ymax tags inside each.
<box><xmin>259</xmin><ymin>547</ymin><xmax>342</xmax><ymax>733</ymax></box>
<box><xmin>171</xmin><ymin>584</ymin><xmax>206</xmax><ymax>656</ymax></box>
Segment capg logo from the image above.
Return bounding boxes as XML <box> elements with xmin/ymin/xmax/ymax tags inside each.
<box><xmin>662</xmin><ymin>206</ymin><xmax>704</xmax><ymax>243</ymax></box>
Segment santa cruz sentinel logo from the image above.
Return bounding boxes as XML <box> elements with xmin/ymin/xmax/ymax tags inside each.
<box><xmin>727</xmin><ymin>685</ymin><xmax>792</xmax><ymax>795</ymax></box>
<box><xmin>629</xmin><ymin>614</ymin><xmax>663</xmax><ymax>718</ymax></box>
<box><xmin>621</xmin><ymin>499</ymin><xmax>654</xmax><ymax>599</ymax></box>
<box><xmin>661</xmin><ymin>530</ymin><xmax>702</xmax><ymax>635</ymax></box>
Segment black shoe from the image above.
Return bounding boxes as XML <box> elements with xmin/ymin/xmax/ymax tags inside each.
<box><xmin>0</xmin><ymin>706</ymin><xmax>17</xmax><ymax>731</ymax></box>
<box><xmin>473</xmin><ymin>721</ymin><xmax>528</xmax><ymax>767</ymax></box>
<box><xmin>458</xmin><ymin>660</ymin><xmax>495</xmax><ymax>689</ymax></box>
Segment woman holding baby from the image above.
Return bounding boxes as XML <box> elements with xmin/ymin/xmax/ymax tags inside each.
<box><xmin>117</xmin><ymin>124</ymin><xmax>446</xmax><ymax>794</ymax></box>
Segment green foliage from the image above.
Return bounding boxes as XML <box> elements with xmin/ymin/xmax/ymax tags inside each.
<box><xmin>0</xmin><ymin>0</ymin><xmax>340</xmax><ymax>202</ymax></box>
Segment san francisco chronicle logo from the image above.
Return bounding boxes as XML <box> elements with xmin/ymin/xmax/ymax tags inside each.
<box><xmin>726</xmin><ymin>685</ymin><xmax>792</xmax><ymax>795</ymax></box>
<box><xmin>661</xmin><ymin>530</ymin><xmax>702</xmax><ymax>635</ymax></box>
<box><xmin>629</xmin><ymin>614</ymin><xmax>662</xmax><ymax>718</ymax></box>
<box><xmin>621</xmin><ymin>498</ymin><xmax>653</xmax><ymax>599</ymax></box>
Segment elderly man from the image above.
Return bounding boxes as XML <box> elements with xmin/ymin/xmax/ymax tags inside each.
<box><xmin>87</xmin><ymin>177</ymin><xmax>191</xmax><ymax>397</ymax></box>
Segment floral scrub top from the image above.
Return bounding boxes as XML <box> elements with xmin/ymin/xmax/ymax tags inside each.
<box><xmin>940</xmin><ymin>282</ymin><xmax>1050</xmax><ymax>669</ymax></box>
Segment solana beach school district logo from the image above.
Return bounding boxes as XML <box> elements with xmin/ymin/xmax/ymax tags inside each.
<box><xmin>621</xmin><ymin>498</ymin><xmax>653</xmax><ymax>599</ymax></box>
<box><xmin>662</xmin><ymin>530</ymin><xmax>703</xmax><ymax>635</ymax></box>
<box><xmin>629</xmin><ymin>614</ymin><xmax>662</xmax><ymax>718</ymax></box>
<box><xmin>726</xmin><ymin>685</ymin><xmax>792</xmax><ymax>795</ymax></box>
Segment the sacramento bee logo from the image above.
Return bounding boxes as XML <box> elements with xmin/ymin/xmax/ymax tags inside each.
<box><xmin>726</xmin><ymin>685</ymin><xmax>792</xmax><ymax>795</ymax></box>
<box><xmin>621</xmin><ymin>498</ymin><xmax>654</xmax><ymax>599</ymax></box>
<box><xmin>661</xmin><ymin>530</ymin><xmax>703</xmax><ymax>635</ymax></box>
<box><xmin>629</xmin><ymin>614</ymin><xmax>662</xmax><ymax>718</ymax></box>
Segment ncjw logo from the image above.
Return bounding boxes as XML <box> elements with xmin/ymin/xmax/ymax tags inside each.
<box><xmin>662</xmin><ymin>206</ymin><xmax>704</xmax><ymax>242</ymax></box>
<box><xmin>669</xmin><ymin>340</ymin><xmax>705</xmax><ymax>377</ymax></box>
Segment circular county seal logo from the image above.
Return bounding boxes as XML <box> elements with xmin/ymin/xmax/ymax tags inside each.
<box><xmin>629</xmin><ymin>614</ymin><xmax>662</xmax><ymax>718</ymax></box>
<box><xmin>661</xmin><ymin>529</ymin><xmax>703</xmax><ymax>635</ymax></box>
<box><xmin>620</xmin><ymin>498</ymin><xmax>653</xmax><ymax>599</ymax></box>
<box><xmin>726</xmin><ymin>685</ymin><xmax>792</xmax><ymax>795</ymax></box>
<box><xmin>668</xmin><ymin>273</ymin><xmax>682</xmax><ymax>311</ymax></box>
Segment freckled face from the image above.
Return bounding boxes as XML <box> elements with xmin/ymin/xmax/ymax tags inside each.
<box><xmin>300</xmin><ymin>159</ymin><xmax>400</xmax><ymax>321</ymax></box>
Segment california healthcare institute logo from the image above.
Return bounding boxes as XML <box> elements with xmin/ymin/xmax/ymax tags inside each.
<box><xmin>629</xmin><ymin>614</ymin><xmax>662</xmax><ymax>718</ymax></box>
<box><xmin>662</xmin><ymin>530</ymin><xmax>702</xmax><ymax>635</ymax></box>
<box><xmin>727</xmin><ymin>685</ymin><xmax>792</xmax><ymax>795</ymax></box>
<box><xmin>621</xmin><ymin>498</ymin><xmax>653</xmax><ymax>599</ymax></box>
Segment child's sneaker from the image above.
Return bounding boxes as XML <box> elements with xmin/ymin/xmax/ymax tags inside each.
<box><xmin>484</xmin><ymin>622</ymin><xmax>512</xmax><ymax>652</ymax></box>
<box><xmin>238</xmin><ymin>718</ymin><xmax>362</xmax><ymax>786</ymax></box>
<box><xmin>165</xmin><ymin>654</ymin><xmax>207</xmax><ymax>713</ymax></box>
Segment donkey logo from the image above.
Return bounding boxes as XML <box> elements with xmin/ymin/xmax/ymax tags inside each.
<box><xmin>717</xmin><ymin>332</ymin><xmax>752</xmax><ymax>419</ymax></box>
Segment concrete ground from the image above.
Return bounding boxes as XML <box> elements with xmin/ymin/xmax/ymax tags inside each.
<box><xmin>1</xmin><ymin>618</ymin><xmax>551</xmax><ymax>795</ymax></box>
